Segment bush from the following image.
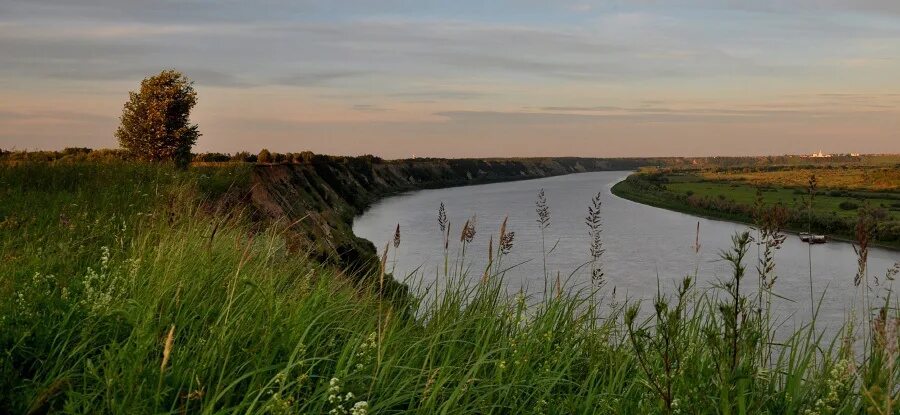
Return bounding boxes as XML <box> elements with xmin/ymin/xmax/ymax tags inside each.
<box><xmin>193</xmin><ymin>153</ymin><xmax>231</xmax><ymax>163</ymax></box>
<box><xmin>838</xmin><ymin>201</ymin><xmax>858</xmax><ymax>211</ymax></box>
<box><xmin>258</xmin><ymin>149</ymin><xmax>273</xmax><ymax>164</ymax></box>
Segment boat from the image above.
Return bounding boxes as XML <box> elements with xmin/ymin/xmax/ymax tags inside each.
<box><xmin>799</xmin><ymin>232</ymin><xmax>828</xmax><ymax>244</ymax></box>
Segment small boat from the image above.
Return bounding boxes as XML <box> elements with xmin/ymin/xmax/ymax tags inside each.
<box><xmin>799</xmin><ymin>233</ymin><xmax>828</xmax><ymax>244</ymax></box>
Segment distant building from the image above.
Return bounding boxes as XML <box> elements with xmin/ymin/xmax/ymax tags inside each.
<box><xmin>850</xmin><ymin>153</ymin><xmax>861</xmax><ymax>157</ymax></box>
<box><xmin>810</xmin><ymin>150</ymin><xmax>832</xmax><ymax>158</ymax></box>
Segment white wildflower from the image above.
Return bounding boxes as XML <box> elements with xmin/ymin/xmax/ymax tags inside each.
<box><xmin>350</xmin><ymin>401</ymin><xmax>369</xmax><ymax>415</ymax></box>
<box><xmin>353</xmin><ymin>332</ymin><xmax>378</xmax><ymax>373</ymax></box>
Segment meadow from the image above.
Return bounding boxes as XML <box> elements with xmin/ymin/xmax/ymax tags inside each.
<box><xmin>1</xmin><ymin>162</ymin><xmax>898</xmax><ymax>414</ymax></box>
<box><xmin>700</xmin><ymin>167</ymin><xmax>900</xmax><ymax>192</ymax></box>
<box><xmin>612</xmin><ymin>166</ymin><xmax>900</xmax><ymax>248</ymax></box>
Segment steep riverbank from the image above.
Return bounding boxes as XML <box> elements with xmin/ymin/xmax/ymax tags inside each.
<box><xmin>250</xmin><ymin>156</ymin><xmax>648</xmax><ymax>270</ymax></box>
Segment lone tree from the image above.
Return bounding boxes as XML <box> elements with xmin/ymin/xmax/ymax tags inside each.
<box><xmin>116</xmin><ymin>70</ymin><xmax>199</xmax><ymax>166</ymax></box>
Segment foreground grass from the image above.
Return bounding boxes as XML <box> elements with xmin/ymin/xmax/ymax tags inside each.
<box><xmin>1</xmin><ymin>163</ymin><xmax>898</xmax><ymax>414</ymax></box>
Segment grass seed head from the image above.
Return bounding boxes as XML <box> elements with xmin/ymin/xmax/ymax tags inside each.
<box><xmin>161</xmin><ymin>325</ymin><xmax>175</xmax><ymax>372</ymax></box>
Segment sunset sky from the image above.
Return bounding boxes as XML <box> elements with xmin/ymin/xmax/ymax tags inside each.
<box><xmin>1</xmin><ymin>0</ymin><xmax>898</xmax><ymax>158</ymax></box>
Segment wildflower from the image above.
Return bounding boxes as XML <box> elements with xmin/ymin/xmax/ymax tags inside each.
<box><xmin>350</xmin><ymin>401</ymin><xmax>369</xmax><ymax>415</ymax></box>
<box><xmin>328</xmin><ymin>377</ymin><xmax>342</xmax><ymax>404</ymax></box>
<box><xmin>273</xmin><ymin>372</ymin><xmax>287</xmax><ymax>385</ymax></box>
<box><xmin>802</xmin><ymin>358</ymin><xmax>851</xmax><ymax>415</ymax></box>
<box><xmin>264</xmin><ymin>392</ymin><xmax>294</xmax><ymax>414</ymax></box>
<box><xmin>326</xmin><ymin>377</ymin><xmax>367</xmax><ymax>415</ymax></box>
<box><xmin>296</xmin><ymin>373</ymin><xmax>309</xmax><ymax>387</ymax></box>
<box><xmin>354</xmin><ymin>332</ymin><xmax>378</xmax><ymax>372</ymax></box>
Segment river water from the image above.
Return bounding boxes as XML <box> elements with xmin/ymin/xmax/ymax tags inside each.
<box><xmin>354</xmin><ymin>171</ymin><xmax>899</xmax><ymax>332</ymax></box>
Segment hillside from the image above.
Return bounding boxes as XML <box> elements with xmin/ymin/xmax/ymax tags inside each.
<box><xmin>250</xmin><ymin>156</ymin><xmax>644</xmax><ymax>270</ymax></box>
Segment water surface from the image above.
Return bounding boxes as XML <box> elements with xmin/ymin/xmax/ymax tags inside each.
<box><xmin>354</xmin><ymin>171</ymin><xmax>899</xmax><ymax>331</ymax></box>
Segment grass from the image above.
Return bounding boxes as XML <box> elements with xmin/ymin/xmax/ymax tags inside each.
<box><xmin>666</xmin><ymin>175</ymin><xmax>900</xmax><ymax>221</ymax></box>
<box><xmin>612</xmin><ymin>169</ymin><xmax>900</xmax><ymax>248</ymax></box>
<box><xmin>701</xmin><ymin>167</ymin><xmax>900</xmax><ymax>192</ymax></box>
<box><xmin>1</xmin><ymin>162</ymin><xmax>898</xmax><ymax>414</ymax></box>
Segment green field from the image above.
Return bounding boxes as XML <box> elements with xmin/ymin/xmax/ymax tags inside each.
<box><xmin>612</xmin><ymin>168</ymin><xmax>900</xmax><ymax>249</ymax></box>
<box><xmin>2</xmin><ymin>162</ymin><xmax>899</xmax><ymax>414</ymax></box>
<box><xmin>665</xmin><ymin>174</ymin><xmax>900</xmax><ymax>221</ymax></box>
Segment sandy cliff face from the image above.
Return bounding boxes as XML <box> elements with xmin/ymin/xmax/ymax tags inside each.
<box><xmin>250</xmin><ymin>157</ymin><xmax>641</xmax><ymax>272</ymax></box>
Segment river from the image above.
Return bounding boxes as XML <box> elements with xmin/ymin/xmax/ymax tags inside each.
<box><xmin>353</xmin><ymin>171</ymin><xmax>899</xmax><ymax>332</ymax></box>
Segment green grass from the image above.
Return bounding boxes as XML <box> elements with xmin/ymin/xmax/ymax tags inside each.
<box><xmin>666</xmin><ymin>175</ymin><xmax>900</xmax><ymax>221</ymax></box>
<box><xmin>1</xmin><ymin>162</ymin><xmax>898</xmax><ymax>414</ymax></box>
<box><xmin>612</xmin><ymin>171</ymin><xmax>900</xmax><ymax>249</ymax></box>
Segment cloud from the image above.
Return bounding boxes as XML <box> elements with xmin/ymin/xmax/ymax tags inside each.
<box><xmin>352</xmin><ymin>104</ymin><xmax>389</xmax><ymax>112</ymax></box>
<box><xmin>568</xmin><ymin>4</ymin><xmax>594</xmax><ymax>12</ymax></box>
<box><xmin>580</xmin><ymin>0</ymin><xmax>900</xmax><ymax>15</ymax></box>
<box><xmin>0</xmin><ymin>109</ymin><xmax>110</xmax><ymax>123</ymax></box>
<box><xmin>436</xmin><ymin>105</ymin><xmax>898</xmax><ymax>125</ymax></box>
<box><xmin>274</xmin><ymin>71</ymin><xmax>367</xmax><ymax>86</ymax></box>
<box><xmin>388</xmin><ymin>90</ymin><xmax>488</xmax><ymax>100</ymax></box>
<box><xmin>540</xmin><ymin>106</ymin><xmax>626</xmax><ymax>112</ymax></box>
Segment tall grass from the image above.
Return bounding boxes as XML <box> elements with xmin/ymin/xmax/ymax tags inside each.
<box><xmin>1</xmin><ymin>163</ymin><xmax>897</xmax><ymax>414</ymax></box>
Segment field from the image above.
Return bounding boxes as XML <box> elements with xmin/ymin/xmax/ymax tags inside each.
<box><xmin>666</xmin><ymin>174</ymin><xmax>900</xmax><ymax>221</ymax></box>
<box><xmin>700</xmin><ymin>167</ymin><xmax>900</xmax><ymax>191</ymax></box>
<box><xmin>1</xmin><ymin>161</ymin><xmax>899</xmax><ymax>414</ymax></box>
<box><xmin>612</xmin><ymin>166</ymin><xmax>900</xmax><ymax>248</ymax></box>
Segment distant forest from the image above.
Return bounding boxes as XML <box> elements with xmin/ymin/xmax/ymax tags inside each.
<box><xmin>2</xmin><ymin>147</ymin><xmax>898</xmax><ymax>168</ymax></box>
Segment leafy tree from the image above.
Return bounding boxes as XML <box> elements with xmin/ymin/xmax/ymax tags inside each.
<box><xmin>116</xmin><ymin>70</ymin><xmax>199</xmax><ymax>166</ymax></box>
<box><xmin>299</xmin><ymin>151</ymin><xmax>315</xmax><ymax>163</ymax></box>
<box><xmin>232</xmin><ymin>151</ymin><xmax>253</xmax><ymax>162</ymax></box>
<box><xmin>258</xmin><ymin>149</ymin><xmax>273</xmax><ymax>164</ymax></box>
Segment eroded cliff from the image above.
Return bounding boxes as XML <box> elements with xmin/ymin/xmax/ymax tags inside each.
<box><xmin>251</xmin><ymin>156</ymin><xmax>645</xmax><ymax>272</ymax></box>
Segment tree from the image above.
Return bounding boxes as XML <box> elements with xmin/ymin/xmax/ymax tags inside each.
<box><xmin>116</xmin><ymin>70</ymin><xmax>199</xmax><ymax>167</ymax></box>
<box><xmin>258</xmin><ymin>149</ymin><xmax>272</xmax><ymax>164</ymax></box>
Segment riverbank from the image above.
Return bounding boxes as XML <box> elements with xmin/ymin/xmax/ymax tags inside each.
<box><xmin>610</xmin><ymin>170</ymin><xmax>900</xmax><ymax>250</ymax></box>
<box><xmin>250</xmin><ymin>156</ymin><xmax>651</xmax><ymax>271</ymax></box>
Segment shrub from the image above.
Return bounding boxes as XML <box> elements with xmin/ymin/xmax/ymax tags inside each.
<box><xmin>258</xmin><ymin>149</ymin><xmax>273</xmax><ymax>164</ymax></box>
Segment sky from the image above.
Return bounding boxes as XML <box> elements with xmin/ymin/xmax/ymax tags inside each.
<box><xmin>1</xmin><ymin>0</ymin><xmax>899</xmax><ymax>158</ymax></box>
